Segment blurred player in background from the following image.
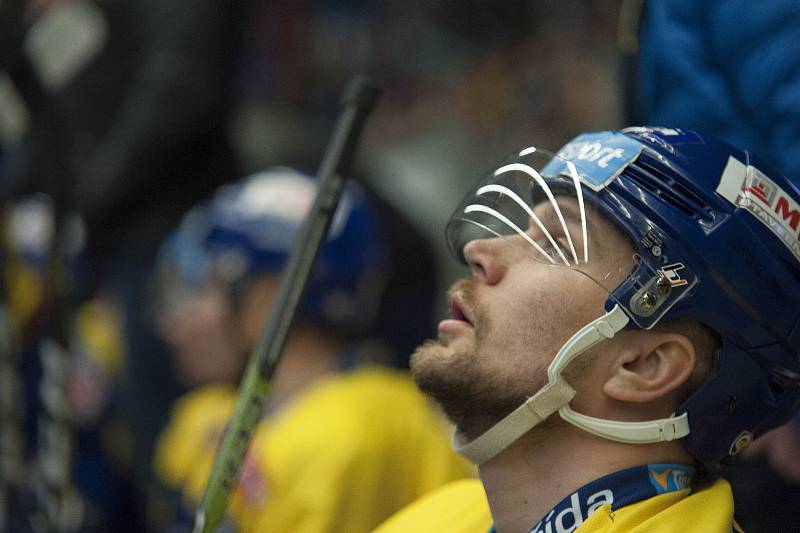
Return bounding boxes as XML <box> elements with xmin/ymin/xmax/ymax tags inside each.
<box><xmin>152</xmin><ymin>168</ymin><xmax>473</xmax><ymax>532</ymax></box>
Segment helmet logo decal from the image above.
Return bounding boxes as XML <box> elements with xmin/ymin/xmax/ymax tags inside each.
<box><xmin>543</xmin><ymin>132</ymin><xmax>643</xmax><ymax>192</ymax></box>
<box><xmin>630</xmin><ymin>265</ymin><xmax>691</xmax><ymax>317</ymax></box>
<box><xmin>717</xmin><ymin>156</ymin><xmax>800</xmax><ymax>263</ymax></box>
<box><xmin>659</xmin><ymin>263</ymin><xmax>688</xmax><ymax>288</ymax></box>
<box><xmin>728</xmin><ymin>431</ymin><xmax>753</xmax><ymax>456</ymax></box>
<box><xmin>640</xmin><ymin>230</ymin><xmax>664</xmax><ymax>258</ymax></box>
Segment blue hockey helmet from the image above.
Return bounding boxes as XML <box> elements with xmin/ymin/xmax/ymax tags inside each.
<box><xmin>446</xmin><ymin>127</ymin><xmax>800</xmax><ymax>470</ymax></box>
<box><xmin>189</xmin><ymin>167</ymin><xmax>389</xmax><ymax>332</ymax></box>
<box><xmin>156</xmin><ymin>204</ymin><xmax>214</xmax><ymax>295</ymax></box>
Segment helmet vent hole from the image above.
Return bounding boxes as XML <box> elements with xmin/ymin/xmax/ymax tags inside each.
<box><xmin>625</xmin><ymin>162</ymin><xmax>714</xmax><ymax>223</ymax></box>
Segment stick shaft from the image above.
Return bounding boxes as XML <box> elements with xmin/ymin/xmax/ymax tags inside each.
<box><xmin>193</xmin><ymin>76</ymin><xmax>381</xmax><ymax>533</ymax></box>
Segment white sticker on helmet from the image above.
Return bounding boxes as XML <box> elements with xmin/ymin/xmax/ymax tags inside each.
<box><xmin>716</xmin><ymin>156</ymin><xmax>800</xmax><ymax>263</ymax></box>
<box><xmin>239</xmin><ymin>170</ymin><xmax>352</xmax><ymax>239</ymax></box>
<box><xmin>542</xmin><ymin>132</ymin><xmax>643</xmax><ymax>192</ymax></box>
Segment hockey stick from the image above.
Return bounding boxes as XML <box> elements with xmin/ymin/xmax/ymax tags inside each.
<box><xmin>192</xmin><ymin>76</ymin><xmax>381</xmax><ymax>533</ymax></box>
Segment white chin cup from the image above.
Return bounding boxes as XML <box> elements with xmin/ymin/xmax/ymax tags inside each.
<box><xmin>452</xmin><ymin>304</ymin><xmax>690</xmax><ymax>465</ymax></box>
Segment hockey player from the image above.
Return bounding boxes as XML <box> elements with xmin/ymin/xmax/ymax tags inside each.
<box><xmin>375</xmin><ymin>127</ymin><xmax>800</xmax><ymax>532</ymax></box>
<box><xmin>153</xmin><ymin>168</ymin><xmax>473</xmax><ymax>532</ymax></box>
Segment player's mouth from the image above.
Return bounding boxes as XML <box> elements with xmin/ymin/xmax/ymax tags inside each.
<box><xmin>438</xmin><ymin>294</ymin><xmax>474</xmax><ymax>334</ymax></box>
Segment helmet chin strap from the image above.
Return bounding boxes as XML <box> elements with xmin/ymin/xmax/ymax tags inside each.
<box><xmin>452</xmin><ymin>304</ymin><xmax>691</xmax><ymax>465</ymax></box>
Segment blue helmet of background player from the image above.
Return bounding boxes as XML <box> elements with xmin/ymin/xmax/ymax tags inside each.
<box><xmin>447</xmin><ymin>127</ymin><xmax>800</xmax><ymax>471</ymax></box>
<box><xmin>160</xmin><ymin>167</ymin><xmax>388</xmax><ymax>334</ymax></box>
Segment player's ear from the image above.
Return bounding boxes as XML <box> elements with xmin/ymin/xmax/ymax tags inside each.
<box><xmin>602</xmin><ymin>331</ymin><xmax>695</xmax><ymax>403</ymax></box>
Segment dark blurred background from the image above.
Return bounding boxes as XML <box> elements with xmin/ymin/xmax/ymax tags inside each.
<box><xmin>1</xmin><ymin>0</ymin><xmax>797</xmax><ymax>531</ymax></box>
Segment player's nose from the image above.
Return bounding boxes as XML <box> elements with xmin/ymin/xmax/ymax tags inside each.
<box><xmin>462</xmin><ymin>237</ymin><xmax>509</xmax><ymax>285</ymax></box>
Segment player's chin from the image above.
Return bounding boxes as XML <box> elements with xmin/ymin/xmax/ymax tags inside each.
<box><xmin>410</xmin><ymin>340</ymin><xmax>446</xmax><ymax>375</ymax></box>
<box><xmin>410</xmin><ymin>339</ymin><xmax>469</xmax><ymax>386</ymax></box>
<box><xmin>411</xmin><ymin>338</ymin><xmax>442</xmax><ymax>361</ymax></box>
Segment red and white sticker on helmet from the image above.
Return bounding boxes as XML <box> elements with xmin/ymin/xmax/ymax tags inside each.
<box><xmin>716</xmin><ymin>156</ymin><xmax>800</xmax><ymax>262</ymax></box>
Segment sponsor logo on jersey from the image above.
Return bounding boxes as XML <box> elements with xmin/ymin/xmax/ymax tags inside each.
<box><xmin>716</xmin><ymin>156</ymin><xmax>800</xmax><ymax>263</ymax></box>
<box><xmin>529</xmin><ymin>488</ymin><xmax>613</xmax><ymax>533</ymax></box>
<box><xmin>647</xmin><ymin>465</ymin><xmax>692</xmax><ymax>494</ymax></box>
<box><xmin>522</xmin><ymin>464</ymin><xmax>695</xmax><ymax>533</ymax></box>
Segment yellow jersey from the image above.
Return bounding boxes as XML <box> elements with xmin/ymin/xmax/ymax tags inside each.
<box><xmin>373</xmin><ymin>467</ymin><xmax>744</xmax><ymax>533</ymax></box>
<box><xmin>155</xmin><ymin>366</ymin><xmax>475</xmax><ymax>532</ymax></box>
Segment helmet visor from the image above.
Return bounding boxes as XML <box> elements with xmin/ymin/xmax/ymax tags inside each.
<box><xmin>446</xmin><ymin>147</ymin><xmax>638</xmax><ymax>294</ymax></box>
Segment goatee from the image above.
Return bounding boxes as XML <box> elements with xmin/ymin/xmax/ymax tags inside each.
<box><xmin>410</xmin><ymin>278</ymin><xmax>538</xmax><ymax>439</ymax></box>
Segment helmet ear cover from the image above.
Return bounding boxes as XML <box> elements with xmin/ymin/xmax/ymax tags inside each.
<box><xmin>591</xmin><ymin>128</ymin><xmax>800</xmax><ymax>471</ymax></box>
<box><xmin>677</xmin><ymin>341</ymin><xmax>800</xmax><ymax>471</ymax></box>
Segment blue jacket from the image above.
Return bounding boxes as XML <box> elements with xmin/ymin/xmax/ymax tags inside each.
<box><xmin>636</xmin><ymin>0</ymin><xmax>800</xmax><ymax>181</ymax></box>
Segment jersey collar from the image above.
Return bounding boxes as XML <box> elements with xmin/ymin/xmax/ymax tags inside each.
<box><xmin>487</xmin><ymin>463</ymin><xmax>695</xmax><ymax>533</ymax></box>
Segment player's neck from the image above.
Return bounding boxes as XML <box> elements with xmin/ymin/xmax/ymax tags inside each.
<box><xmin>478</xmin><ymin>422</ymin><xmax>690</xmax><ymax>533</ymax></box>
<box><xmin>265</xmin><ymin>325</ymin><xmax>342</xmax><ymax>412</ymax></box>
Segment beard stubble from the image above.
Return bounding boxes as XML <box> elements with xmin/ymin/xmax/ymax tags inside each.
<box><xmin>410</xmin><ymin>277</ymin><xmax>551</xmax><ymax>439</ymax></box>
